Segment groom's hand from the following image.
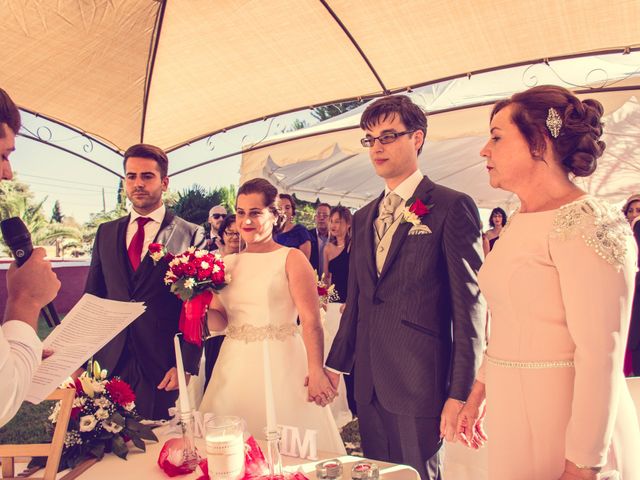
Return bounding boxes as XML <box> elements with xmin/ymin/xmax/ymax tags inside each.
<box><xmin>440</xmin><ymin>398</ymin><xmax>465</xmax><ymax>442</ymax></box>
<box><xmin>324</xmin><ymin>369</ymin><xmax>340</xmax><ymax>390</ymax></box>
<box><xmin>157</xmin><ymin>367</ymin><xmax>190</xmax><ymax>391</ymax></box>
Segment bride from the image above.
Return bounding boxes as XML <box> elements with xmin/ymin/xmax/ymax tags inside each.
<box><xmin>199</xmin><ymin>178</ymin><xmax>345</xmax><ymax>453</ymax></box>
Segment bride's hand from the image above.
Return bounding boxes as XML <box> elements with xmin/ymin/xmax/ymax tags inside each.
<box><xmin>306</xmin><ymin>370</ymin><xmax>337</xmax><ymax>407</ymax></box>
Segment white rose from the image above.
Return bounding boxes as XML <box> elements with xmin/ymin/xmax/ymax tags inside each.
<box><xmin>95</xmin><ymin>408</ymin><xmax>110</xmax><ymax>420</ymax></box>
<box><xmin>79</xmin><ymin>415</ymin><xmax>98</xmax><ymax>432</ymax></box>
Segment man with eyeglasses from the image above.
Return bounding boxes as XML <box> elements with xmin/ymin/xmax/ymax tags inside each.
<box><xmin>207</xmin><ymin>205</ymin><xmax>227</xmax><ymax>250</ymax></box>
<box><xmin>326</xmin><ymin>95</ymin><xmax>486</xmax><ymax>479</ymax></box>
<box><xmin>308</xmin><ymin>203</ymin><xmax>331</xmax><ymax>276</ymax></box>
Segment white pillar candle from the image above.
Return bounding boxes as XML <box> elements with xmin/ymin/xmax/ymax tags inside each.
<box><xmin>174</xmin><ymin>334</ymin><xmax>191</xmax><ymax>414</ymax></box>
<box><xmin>262</xmin><ymin>339</ymin><xmax>277</xmax><ymax>432</ymax></box>
<box><xmin>205</xmin><ymin>433</ymin><xmax>244</xmax><ymax>479</ymax></box>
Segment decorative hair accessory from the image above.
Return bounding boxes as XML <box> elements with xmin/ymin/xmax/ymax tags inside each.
<box><xmin>546</xmin><ymin>107</ymin><xmax>562</xmax><ymax>138</ymax></box>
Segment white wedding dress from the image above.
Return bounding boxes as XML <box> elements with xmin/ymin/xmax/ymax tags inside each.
<box><xmin>199</xmin><ymin>248</ymin><xmax>346</xmax><ymax>454</ymax></box>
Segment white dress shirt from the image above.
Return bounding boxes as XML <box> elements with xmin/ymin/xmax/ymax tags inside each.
<box><xmin>0</xmin><ymin>321</ymin><xmax>43</xmax><ymax>427</ymax></box>
<box><xmin>126</xmin><ymin>204</ymin><xmax>166</xmax><ymax>261</ymax></box>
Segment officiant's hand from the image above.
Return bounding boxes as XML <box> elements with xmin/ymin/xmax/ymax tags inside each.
<box><xmin>157</xmin><ymin>367</ymin><xmax>190</xmax><ymax>391</ymax></box>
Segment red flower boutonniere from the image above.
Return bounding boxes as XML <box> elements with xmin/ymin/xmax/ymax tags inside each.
<box><xmin>401</xmin><ymin>198</ymin><xmax>433</xmax><ymax>232</ymax></box>
<box><xmin>148</xmin><ymin>243</ymin><xmax>174</xmax><ymax>264</ymax></box>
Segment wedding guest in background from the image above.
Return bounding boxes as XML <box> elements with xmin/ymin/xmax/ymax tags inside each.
<box><xmin>0</xmin><ymin>87</ymin><xmax>61</xmax><ymax>427</ymax></box>
<box><xmin>309</xmin><ymin>203</ymin><xmax>331</xmax><ymax>276</ymax></box>
<box><xmin>274</xmin><ymin>193</ymin><xmax>312</xmax><ymax>259</ymax></box>
<box><xmin>199</xmin><ymin>178</ymin><xmax>345</xmax><ymax>452</ymax></box>
<box><xmin>206</xmin><ymin>205</ymin><xmax>227</xmax><ymax>250</ymax></box>
<box><xmin>457</xmin><ymin>85</ymin><xmax>640</xmax><ymax>479</ymax></box>
<box><xmin>203</xmin><ymin>214</ymin><xmax>241</xmax><ymax>390</ymax></box>
<box><xmin>323</xmin><ymin>206</ymin><xmax>352</xmax><ymax>303</ymax></box>
<box><xmin>482</xmin><ymin>207</ymin><xmax>507</xmax><ymax>255</ymax></box>
<box><xmin>623</xmin><ymin>193</ymin><xmax>640</xmax><ymax>376</ymax></box>
<box><xmin>322</xmin><ymin>205</ymin><xmax>357</xmax><ymax>418</ymax></box>
<box><xmin>85</xmin><ymin>144</ymin><xmax>206</xmax><ymax>420</ymax></box>
<box><xmin>326</xmin><ymin>95</ymin><xmax>486</xmax><ymax>479</ymax></box>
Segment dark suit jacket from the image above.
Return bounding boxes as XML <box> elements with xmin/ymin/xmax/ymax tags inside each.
<box><xmin>326</xmin><ymin>176</ymin><xmax>486</xmax><ymax>417</ymax></box>
<box><xmin>308</xmin><ymin>228</ymin><xmax>320</xmax><ymax>273</ymax></box>
<box><xmin>85</xmin><ymin>209</ymin><xmax>206</xmax><ymax>419</ymax></box>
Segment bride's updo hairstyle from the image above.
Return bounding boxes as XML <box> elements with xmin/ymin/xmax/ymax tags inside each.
<box><xmin>491</xmin><ymin>85</ymin><xmax>605</xmax><ymax>177</ymax></box>
<box><xmin>236</xmin><ymin>178</ymin><xmax>287</xmax><ymax>233</ymax></box>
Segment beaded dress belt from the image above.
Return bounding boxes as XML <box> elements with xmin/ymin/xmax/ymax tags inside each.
<box><xmin>485</xmin><ymin>354</ymin><xmax>574</xmax><ymax>369</ymax></box>
<box><xmin>226</xmin><ymin>323</ymin><xmax>298</xmax><ymax>343</ymax></box>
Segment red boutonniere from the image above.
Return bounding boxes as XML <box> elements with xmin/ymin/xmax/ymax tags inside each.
<box><xmin>148</xmin><ymin>242</ymin><xmax>174</xmax><ymax>264</ymax></box>
<box><xmin>401</xmin><ymin>198</ymin><xmax>433</xmax><ymax>231</ymax></box>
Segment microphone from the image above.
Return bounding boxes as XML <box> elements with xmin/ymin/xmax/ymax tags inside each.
<box><xmin>1</xmin><ymin>217</ymin><xmax>61</xmax><ymax>327</ymax></box>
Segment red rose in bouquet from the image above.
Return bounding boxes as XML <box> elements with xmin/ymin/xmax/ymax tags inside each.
<box><xmin>161</xmin><ymin>246</ymin><xmax>229</xmax><ymax>346</ymax></box>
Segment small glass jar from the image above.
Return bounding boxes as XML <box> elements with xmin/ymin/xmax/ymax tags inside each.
<box><xmin>316</xmin><ymin>458</ymin><xmax>343</xmax><ymax>479</ymax></box>
<box><xmin>351</xmin><ymin>461</ymin><xmax>379</xmax><ymax>479</ymax></box>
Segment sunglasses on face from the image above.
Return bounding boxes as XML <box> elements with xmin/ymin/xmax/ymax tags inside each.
<box><xmin>210</xmin><ymin>214</ymin><xmax>226</xmax><ymax>219</ymax></box>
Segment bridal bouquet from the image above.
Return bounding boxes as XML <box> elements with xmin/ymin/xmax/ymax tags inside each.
<box><xmin>149</xmin><ymin>244</ymin><xmax>229</xmax><ymax>346</ymax></box>
<box><xmin>317</xmin><ymin>273</ymin><xmax>339</xmax><ymax>309</ymax></box>
<box><xmin>37</xmin><ymin>360</ymin><xmax>157</xmax><ymax>470</ymax></box>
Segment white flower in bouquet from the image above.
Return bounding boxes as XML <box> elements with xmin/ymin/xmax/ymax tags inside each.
<box><xmin>212</xmin><ymin>263</ymin><xmax>221</xmax><ymax>273</ymax></box>
<box><xmin>49</xmin><ymin>402</ymin><xmax>61</xmax><ymax>423</ymax></box>
<box><xmin>93</xmin><ymin>397</ymin><xmax>111</xmax><ymax>409</ymax></box>
<box><xmin>103</xmin><ymin>420</ymin><xmax>124</xmax><ymax>434</ymax></box>
<box><xmin>184</xmin><ymin>278</ymin><xmax>196</xmax><ymax>289</ymax></box>
<box><xmin>169</xmin><ymin>257</ymin><xmax>181</xmax><ymax>267</ymax></box>
<box><xmin>194</xmin><ymin>250</ymin><xmax>206</xmax><ymax>258</ymax></box>
<box><xmin>95</xmin><ymin>408</ymin><xmax>110</xmax><ymax>420</ymax></box>
<box><xmin>73</xmin><ymin>396</ymin><xmax>87</xmax><ymax>408</ymax></box>
<box><xmin>64</xmin><ymin>431</ymin><xmax>82</xmax><ymax>447</ymax></box>
<box><xmin>79</xmin><ymin>415</ymin><xmax>98</xmax><ymax>432</ymax></box>
<box><xmin>79</xmin><ymin>376</ymin><xmax>97</xmax><ymax>398</ymax></box>
<box><xmin>91</xmin><ymin>379</ymin><xmax>105</xmax><ymax>394</ymax></box>
<box><xmin>200</xmin><ymin>261</ymin><xmax>210</xmax><ymax>270</ymax></box>
<box><xmin>179</xmin><ymin>255</ymin><xmax>189</xmax><ymax>264</ymax></box>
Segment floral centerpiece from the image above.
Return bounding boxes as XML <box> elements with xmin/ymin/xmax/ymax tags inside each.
<box><xmin>316</xmin><ymin>273</ymin><xmax>339</xmax><ymax>309</ymax></box>
<box><xmin>148</xmin><ymin>244</ymin><xmax>229</xmax><ymax>346</ymax></box>
<box><xmin>33</xmin><ymin>360</ymin><xmax>157</xmax><ymax>471</ymax></box>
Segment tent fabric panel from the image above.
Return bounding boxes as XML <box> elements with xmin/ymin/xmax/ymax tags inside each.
<box><xmin>0</xmin><ymin>0</ymin><xmax>158</xmax><ymax>150</ymax></box>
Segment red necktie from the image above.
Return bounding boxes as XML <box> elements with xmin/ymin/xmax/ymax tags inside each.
<box><xmin>128</xmin><ymin>217</ymin><xmax>151</xmax><ymax>271</ymax></box>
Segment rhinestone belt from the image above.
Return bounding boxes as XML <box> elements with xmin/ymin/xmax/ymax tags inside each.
<box><xmin>486</xmin><ymin>354</ymin><xmax>574</xmax><ymax>369</ymax></box>
<box><xmin>226</xmin><ymin>323</ymin><xmax>298</xmax><ymax>343</ymax></box>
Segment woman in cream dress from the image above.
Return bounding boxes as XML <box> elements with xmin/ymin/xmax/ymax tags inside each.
<box><xmin>199</xmin><ymin>178</ymin><xmax>345</xmax><ymax>454</ymax></box>
<box><xmin>456</xmin><ymin>86</ymin><xmax>640</xmax><ymax>479</ymax></box>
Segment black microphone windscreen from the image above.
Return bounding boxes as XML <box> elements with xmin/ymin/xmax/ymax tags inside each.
<box><xmin>1</xmin><ymin>217</ymin><xmax>31</xmax><ymax>249</ymax></box>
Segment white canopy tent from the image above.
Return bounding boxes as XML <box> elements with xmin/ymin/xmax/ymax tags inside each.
<box><xmin>0</xmin><ymin>0</ymin><xmax>638</xmax><ymax>155</ymax></box>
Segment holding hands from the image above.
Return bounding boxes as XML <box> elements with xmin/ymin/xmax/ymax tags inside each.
<box><xmin>304</xmin><ymin>368</ymin><xmax>338</xmax><ymax>407</ymax></box>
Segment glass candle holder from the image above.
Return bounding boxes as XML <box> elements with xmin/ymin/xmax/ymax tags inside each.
<box><xmin>316</xmin><ymin>458</ymin><xmax>343</xmax><ymax>479</ymax></box>
<box><xmin>351</xmin><ymin>461</ymin><xmax>379</xmax><ymax>479</ymax></box>
<box><xmin>205</xmin><ymin>415</ymin><xmax>245</xmax><ymax>480</ymax></box>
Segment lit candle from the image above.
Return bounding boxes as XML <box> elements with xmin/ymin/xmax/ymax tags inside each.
<box><xmin>262</xmin><ymin>339</ymin><xmax>277</xmax><ymax>432</ymax></box>
<box><xmin>174</xmin><ymin>334</ymin><xmax>191</xmax><ymax>414</ymax></box>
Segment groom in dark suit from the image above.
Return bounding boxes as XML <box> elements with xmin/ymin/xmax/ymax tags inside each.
<box><xmin>326</xmin><ymin>96</ymin><xmax>486</xmax><ymax>479</ymax></box>
<box><xmin>85</xmin><ymin>144</ymin><xmax>206</xmax><ymax>420</ymax></box>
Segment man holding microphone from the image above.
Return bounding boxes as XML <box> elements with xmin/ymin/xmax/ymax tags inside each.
<box><xmin>0</xmin><ymin>87</ymin><xmax>61</xmax><ymax>427</ymax></box>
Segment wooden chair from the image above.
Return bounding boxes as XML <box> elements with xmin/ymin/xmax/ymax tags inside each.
<box><xmin>0</xmin><ymin>388</ymin><xmax>75</xmax><ymax>480</ymax></box>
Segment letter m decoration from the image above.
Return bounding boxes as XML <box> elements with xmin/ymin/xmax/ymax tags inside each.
<box><xmin>279</xmin><ymin>425</ymin><xmax>318</xmax><ymax>460</ymax></box>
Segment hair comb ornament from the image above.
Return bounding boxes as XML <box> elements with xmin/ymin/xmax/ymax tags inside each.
<box><xmin>546</xmin><ymin>107</ymin><xmax>562</xmax><ymax>138</ymax></box>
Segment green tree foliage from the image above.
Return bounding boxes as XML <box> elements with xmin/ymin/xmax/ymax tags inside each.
<box><xmin>51</xmin><ymin>200</ymin><xmax>63</xmax><ymax>223</ymax></box>
<box><xmin>116</xmin><ymin>178</ymin><xmax>126</xmax><ymax>210</ymax></box>
<box><xmin>171</xmin><ymin>184</ymin><xmax>237</xmax><ymax>227</ymax></box>
<box><xmin>310</xmin><ymin>100</ymin><xmax>366</xmax><ymax>122</ymax></box>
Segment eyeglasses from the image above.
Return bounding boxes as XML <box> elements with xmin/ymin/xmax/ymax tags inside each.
<box><xmin>360</xmin><ymin>130</ymin><xmax>416</xmax><ymax>148</ymax></box>
<box><xmin>224</xmin><ymin>231</ymin><xmax>240</xmax><ymax>238</ymax></box>
<box><xmin>210</xmin><ymin>214</ymin><xmax>226</xmax><ymax>219</ymax></box>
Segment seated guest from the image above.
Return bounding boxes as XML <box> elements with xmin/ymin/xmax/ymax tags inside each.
<box><xmin>308</xmin><ymin>203</ymin><xmax>331</xmax><ymax>276</ymax></box>
<box><xmin>483</xmin><ymin>207</ymin><xmax>507</xmax><ymax>254</ymax></box>
<box><xmin>274</xmin><ymin>193</ymin><xmax>312</xmax><ymax>259</ymax></box>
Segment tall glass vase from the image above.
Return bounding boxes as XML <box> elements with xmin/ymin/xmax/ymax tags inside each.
<box><xmin>261</xmin><ymin>427</ymin><xmax>284</xmax><ymax>479</ymax></box>
<box><xmin>180</xmin><ymin>410</ymin><xmax>201</xmax><ymax>471</ymax></box>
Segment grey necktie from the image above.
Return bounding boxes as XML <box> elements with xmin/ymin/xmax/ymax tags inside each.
<box><xmin>375</xmin><ymin>192</ymin><xmax>402</xmax><ymax>239</ymax></box>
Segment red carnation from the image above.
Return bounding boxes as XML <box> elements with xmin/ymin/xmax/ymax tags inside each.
<box><xmin>184</xmin><ymin>264</ymin><xmax>197</xmax><ymax>276</ymax></box>
<box><xmin>211</xmin><ymin>271</ymin><xmax>225</xmax><ymax>284</ymax></box>
<box><xmin>197</xmin><ymin>269</ymin><xmax>211</xmax><ymax>281</ymax></box>
<box><xmin>409</xmin><ymin>198</ymin><xmax>429</xmax><ymax>217</ymax></box>
<box><xmin>148</xmin><ymin>243</ymin><xmax>163</xmax><ymax>254</ymax></box>
<box><xmin>105</xmin><ymin>378</ymin><xmax>136</xmax><ymax>406</ymax></box>
<box><xmin>73</xmin><ymin>377</ymin><xmax>84</xmax><ymax>394</ymax></box>
<box><xmin>317</xmin><ymin>286</ymin><xmax>328</xmax><ymax>296</ymax></box>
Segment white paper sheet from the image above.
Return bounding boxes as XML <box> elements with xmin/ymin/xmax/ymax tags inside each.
<box><xmin>25</xmin><ymin>293</ymin><xmax>146</xmax><ymax>404</ymax></box>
